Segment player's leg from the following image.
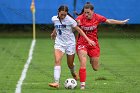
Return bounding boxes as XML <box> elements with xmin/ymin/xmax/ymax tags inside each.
<box><xmin>66</xmin><ymin>54</ymin><xmax>79</xmax><ymax>80</ymax></box>
<box><xmin>88</xmin><ymin>46</ymin><xmax>100</xmax><ymax>71</ymax></box>
<box><xmin>49</xmin><ymin>49</ymin><xmax>64</xmax><ymax>88</ymax></box>
<box><xmin>66</xmin><ymin>45</ymin><xmax>79</xmax><ymax>80</ymax></box>
<box><xmin>90</xmin><ymin>57</ymin><xmax>100</xmax><ymax>71</ymax></box>
<box><xmin>77</xmin><ymin>49</ymin><xmax>87</xmax><ymax>89</ymax></box>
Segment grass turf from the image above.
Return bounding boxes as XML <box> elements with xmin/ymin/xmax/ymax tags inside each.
<box><xmin>0</xmin><ymin>37</ymin><xmax>139</xmax><ymax>93</ymax></box>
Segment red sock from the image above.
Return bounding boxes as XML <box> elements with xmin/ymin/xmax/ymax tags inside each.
<box><xmin>79</xmin><ymin>68</ymin><xmax>86</xmax><ymax>82</ymax></box>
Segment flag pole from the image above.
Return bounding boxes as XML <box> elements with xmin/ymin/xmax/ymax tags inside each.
<box><xmin>30</xmin><ymin>0</ymin><xmax>36</xmax><ymax>40</ymax></box>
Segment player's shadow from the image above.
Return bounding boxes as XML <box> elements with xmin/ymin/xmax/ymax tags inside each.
<box><xmin>95</xmin><ymin>77</ymin><xmax>108</xmax><ymax>81</ymax></box>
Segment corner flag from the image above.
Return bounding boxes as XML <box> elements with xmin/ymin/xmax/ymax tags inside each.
<box><xmin>30</xmin><ymin>0</ymin><xmax>36</xmax><ymax>40</ymax></box>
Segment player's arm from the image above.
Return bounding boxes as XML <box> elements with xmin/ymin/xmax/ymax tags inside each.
<box><xmin>73</xmin><ymin>26</ymin><xmax>96</xmax><ymax>46</ymax></box>
<box><xmin>105</xmin><ymin>19</ymin><xmax>129</xmax><ymax>24</ymax></box>
<box><xmin>51</xmin><ymin>29</ymin><xmax>57</xmax><ymax>39</ymax></box>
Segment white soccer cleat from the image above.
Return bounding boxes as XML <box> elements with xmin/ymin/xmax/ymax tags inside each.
<box><xmin>80</xmin><ymin>85</ymin><xmax>85</xmax><ymax>90</ymax></box>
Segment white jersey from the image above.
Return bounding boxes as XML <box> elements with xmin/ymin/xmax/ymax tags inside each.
<box><xmin>52</xmin><ymin>15</ymin><xmax>77</xmax><ymax>46</ymax></box>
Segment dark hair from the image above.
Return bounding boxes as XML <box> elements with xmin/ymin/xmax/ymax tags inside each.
<box><xmin>58</xmin><ymin>5</ymin><xmax>69</xmax><ymax>13</ymax></box>
<box><xmin>84</xmin><ymin>3</ymin><xmax>94</xmax><ymax>10</ymax></box>
<box><xmin>57</xmin><ymin>5</ymin><xmax>68</xmax><ymax>25</ymax></box>
<box><xmin>74</xmin><ymin>2</ymin><xmax>94</xmax><ymax>16</ymax></box>
<box><xmin>57</xmin><ymin>5</ymin><xmax>76</xmax><ymax>25</ymax></box>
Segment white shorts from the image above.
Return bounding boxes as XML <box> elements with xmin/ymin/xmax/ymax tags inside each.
<box><xmin>54</xmin><ymin>44</ymin><xmax>75</xmax><ymax>55</ymax></box>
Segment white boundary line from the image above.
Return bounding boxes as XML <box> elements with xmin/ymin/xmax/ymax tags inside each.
<box><xmin>15</xmin><ymin>39</ymin><xmax>36</xmax><ymax>93</ymax></box>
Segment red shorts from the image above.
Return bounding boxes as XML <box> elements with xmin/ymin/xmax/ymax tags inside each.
<box><xmin>76</xmin><ymin>44</ymin><xmax>100</xmax><ymax>57</ymax></box>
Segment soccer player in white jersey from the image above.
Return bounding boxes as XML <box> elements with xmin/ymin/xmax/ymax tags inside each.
<box><xmin>48</xmin><ymin>5</ymin><xmax>95</xmax><ymax>88</ymax></box>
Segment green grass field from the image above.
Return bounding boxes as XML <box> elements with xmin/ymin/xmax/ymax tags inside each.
<box><xmin>0</xmin><ymin>28</ymin><xmax>140</xmax><ymax>93</ymax></box>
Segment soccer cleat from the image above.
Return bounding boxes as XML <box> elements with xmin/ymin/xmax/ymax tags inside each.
<box><xmin>48</xmin><ymin>82</ymin><xmax>59</xmax><ymax>88</ymax></box>
<box><xmin>80</xmin><ymin>85</ymin><xmax>85</xmax><ymax>90</ymax></box>
<box><xmin>71</xmin><ymin>72</ymin><xmax>79</xmax><ymax>81</ymax></box>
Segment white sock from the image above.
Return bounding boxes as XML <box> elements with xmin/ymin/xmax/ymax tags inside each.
<box><xmin>81</xmin><ymin>82</ymin><xmax>85</xmax><ymax>86</ymax></box>
<box><xmin>54</xmin><ymin>66</ymin><xmax>61</xmax><ymax>83</ymax></box>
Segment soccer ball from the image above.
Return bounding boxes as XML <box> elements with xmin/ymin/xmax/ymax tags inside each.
<box><xmin>64</xmin><ymin>78</ymin><xmax>77</xmax><ymax>89</ymax></box>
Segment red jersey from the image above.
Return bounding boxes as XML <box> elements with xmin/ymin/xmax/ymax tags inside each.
<box><xmin>76</xmin><ymin>13</ymin><xmax>107</xmax><ymax>45</ymax></box>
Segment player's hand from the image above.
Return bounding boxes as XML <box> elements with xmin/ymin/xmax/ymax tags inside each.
<box><xmin>88</xmin><ymin>39</ymin><xmax>96</xmax><ymax>46</ymax></box>
<box><xmin>51</xmin><ymin>32</ymin><xmax>56</xmax><ymax>39</ymax></box>
<box><xmin>122</xmin><ymin>19</ymin><xmax>129</xmax><ymax>24</ymax></box>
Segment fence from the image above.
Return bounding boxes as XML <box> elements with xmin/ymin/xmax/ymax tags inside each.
<box><xmin>0</xmin><ymin>0</ymin><xmax>139</xmax><ymax>24</ymax></box>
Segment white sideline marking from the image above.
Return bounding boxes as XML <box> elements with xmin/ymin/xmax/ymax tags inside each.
<box><xmin>15</xmin><ymin>39</ymin><xmax>36</xmax><ymax>93</ymax></box>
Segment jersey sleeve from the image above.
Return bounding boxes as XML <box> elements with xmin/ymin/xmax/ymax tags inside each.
<box><xmin>96</xmin><ymin>14</ymin><xmax>107</xmax><ymax>23</ymax></box>
<box><xmin>76</xmin><ymin>15</ymin><xmax>82</xmax><ymax>21</ymax></box>
<box><xmin>71</xmin><ymin>20</ymin><xmax>77</xmax><ymax>27</ymax></box>
<box><xmin>51</xmin><ymin>17</ymin><xmax>54</xmax><ymax>23</ymax></box>
<box><xmin>76</xmin><ymin>15</ymin><xmax>83</xmax><ymax>26</ymax></box>
<box><xmin>69</xmin><ymin>16</ymin><xmax>77</xmax><ymax>27</ymax></box>
<box><xmin>51</xmin><ymin>16</ymin><xmax>56</xmax><ymax>23</ymax></box>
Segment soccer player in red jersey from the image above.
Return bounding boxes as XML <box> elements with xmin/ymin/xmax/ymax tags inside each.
<box><xmin>48</xmin><ymin>5</ymin><xmax>95</xmax><ymax>88</ymax></box>
<box><xmin>76</xmin><ymin>3</ymin><xmax>129</xmax><ymax>89</ymax></box>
